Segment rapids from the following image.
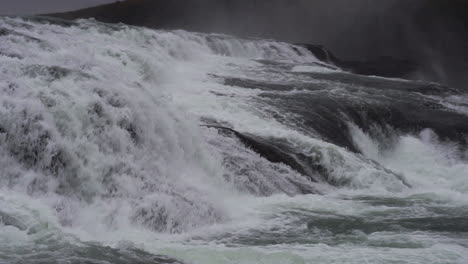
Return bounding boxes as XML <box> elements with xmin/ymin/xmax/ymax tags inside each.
<box><xmin>0</xmin><ymin>16</ymin><xmax>467</xmax><ymax>264</ymax></box>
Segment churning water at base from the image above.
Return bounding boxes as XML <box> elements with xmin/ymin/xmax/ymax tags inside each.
<box><xmin>0</xmin><ymin>17</ymin><xmax>467</xmax><ymax>264</ymax></box>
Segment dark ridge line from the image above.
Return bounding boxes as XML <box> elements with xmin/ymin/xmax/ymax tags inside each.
<box><xmin>202</xmin><ymin>125</ymin><xmax>319</xmax><ymax>183</ymax></box>
<box><xmin>202</xmin><ymin>125</ymin><xmax>412</xmax><ymax>188</ymax></box>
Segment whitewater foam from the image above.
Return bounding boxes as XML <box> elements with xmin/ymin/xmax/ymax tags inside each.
<box><xmin>349</xmin><ymin>124</ymin><xmax>468</xmax><ymax>201</ymax></box>
<box><xmin>1</xmin><ymin>16</ymin><xmax>468</xmax><ymax>264</ymax></box>
<box><xmin>0</xmin><ymin>16</ymin><xmax>327</xmax><ymax>236</ymax></box>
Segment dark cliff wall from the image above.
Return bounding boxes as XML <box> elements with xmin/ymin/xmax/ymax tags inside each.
<box><xmin>49</xmin><ymin>0</ymin><xmax>468</xmax><ymax>88</ymax></box>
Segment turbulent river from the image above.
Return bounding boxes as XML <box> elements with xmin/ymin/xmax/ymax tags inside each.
<box><xmin>0</xmin><ymin>17</ymin><xmax>468</xmax><ymax>264</ymax></box>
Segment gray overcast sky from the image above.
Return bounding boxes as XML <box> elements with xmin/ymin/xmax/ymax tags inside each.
<box><xmin>0</xmin><ymin>0</ymin><xmax>114</xmax><ymax>15</ymax></box>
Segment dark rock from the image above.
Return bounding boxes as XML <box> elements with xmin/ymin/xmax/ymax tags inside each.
<box><xmin>0</xmin><ymin>211</ymin><xmax>27</xmax><ymax>231</ymax></box>
<box><xmin>204</xmin><ymin>125</ymin><xmax>410</xmax><ymax>188</ymax></box>
<box><xmin>300</xmin><ymin>44</ymin><xmax>420</xmax><ymax>78</ymax></box>
<box><xmin>295</xmin><ymin>44</ymin><xmax>339</xmax><ymax>64</ymax></box>
<box><xmin>204</xmin><ymin>125</ymin><xmax>322</xmax><ymax>183</ymax></box>
<box><xmin>338</xmin><ymin>56</ymin><xmax>420</xmax><ymax>78</ymax></box>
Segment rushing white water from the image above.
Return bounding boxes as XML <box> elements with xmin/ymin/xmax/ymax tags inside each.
<box><xmin>1</xmin><ymin>17</ymin><xmax>467</xmax><ymax>264</ymax></box>
<box><xmin>350</xmin><ymin>125</ymin><xmax>468</xmax><ymax>196</ymax></box>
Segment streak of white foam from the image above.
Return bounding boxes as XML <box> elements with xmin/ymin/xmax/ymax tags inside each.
<box><xmin>350</xmin><ymin>124</ymin><xmax>468</xmax><ymax>202</ymax></box>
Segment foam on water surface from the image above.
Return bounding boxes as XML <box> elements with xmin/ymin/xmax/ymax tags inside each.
<box><xmin>1</xmin><ymin>16</ymin><xmax>468</xmax><ymax>264</ymax></box>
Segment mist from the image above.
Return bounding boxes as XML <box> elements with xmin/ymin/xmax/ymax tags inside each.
<box><xmin>48</xmin><ymin>0</ymin><xmax>468</xmax><ymax>88</ymax></box>
<box><xmin>180</xmin><ymin>0</ymin><xmax>467</xmax><ymax>87</ymax></box>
